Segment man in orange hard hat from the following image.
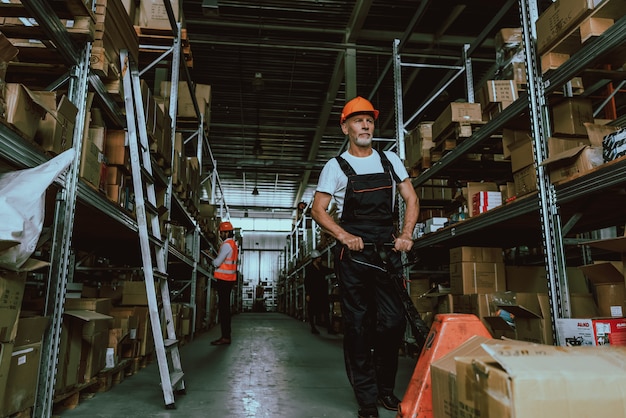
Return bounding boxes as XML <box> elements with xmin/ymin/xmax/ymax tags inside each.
<box><xmin>311</xmin><ymin>96</ymin><xmax>419</xmax><ymax>418</ymax></box>
<box><xmin>211</xmin><ymin>221</ymin><xmax>239</xmax><ymax>345</ymax></box>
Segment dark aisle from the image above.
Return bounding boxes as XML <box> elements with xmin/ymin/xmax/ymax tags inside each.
<box><xmin>58</xmin><ymin>313</ymin><xmax>418</xmax><ymax>418</ymax></box>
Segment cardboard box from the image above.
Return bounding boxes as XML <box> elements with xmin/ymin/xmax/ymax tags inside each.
<box><xmin>541</xmin><ymin>145</ymin><xmax>603</xmax><ymax>184</ymax></box>
<box><xmin>0</xmin><ymin>270</ymin><xmax>27</xmax><ymax>343</ymax></box>
<box><xmin>105</xmin><ymin>129</ymin><xmax>128</xmax><ymax>166</ymax></box>
<box><xmin>0</xmin><ymin>316</ymin><xmax>49</xmax><ymax>417</ymax></box>
<box><xmin>477</xmin><ymin>80</ymin><xmax>518</xmax><ymax>109</ymax></box>
<box><xmin>512</xmin><ymin>164</ymin><xmax>538</xmax><ymax>197</ymax></box>
<box><xmin>110</xmin><ymin>306</ymin><xmax>153</xmax><ymax>356</ymax></box>
<box><xmin>33</xmin><ymin>94</ymin><xmax>78</xmax><ymax>154</ymax></box>
<box><xmin>541</xmin><ymin>52</ymin><xmax>570</xmax><ymax>73</ymax></box>
<box><xmin>456</xmin><ymin>342</ymin><xmax>626</xmax><ymax>418</ymax></box>
<box><xmin>80</xmin><ymin>127</ymin><xmax>106</xmax><ymax>190</ymax></box>
<box><xmin>464</xmin><ymin>182</ymin><xmax>498</xmax><ymax>218</ymax></box>
<box><xmin>552</xmin><ymin>98</ymin><xmax>594</xmax><ymax>136</ymax></box>
<box><xmin>432</xmin><ymin>336</ymin><xmax>531</xmax><ymax>418</ymax></box>
<box><xmin>0</xmin><ymin>343</ymin><xmax>12</xmax><ymax>405</ymax></box>
<box><xmin>137</xmin><ymin>0</ymin><xmax>181</xmax><ymax>30</ymax></box>
<box><xmin>449</xmin><ymin>262</ymin><xmax>506</xmax><ymax>295</ymax></box>
<box><xmin>4</xmin><ymin>84</ymin><xmax>48</xmax><ymax>140</ymax></box>
<box><xmin>508</xmin><ymin>135</ymin><xmax>534</xmax><ymax>173</ymax></box>
<box><xmin>64</xmin><ymin>310</ymin><xmax>113</xmax><ymax>383</ymax></box>
<box><xmin>55</xmin><ymin>317</ymin><xmax>82</xmax><ymax>391</ymax></box>
<box><xmin>556</xmin><ymin>317</ymin><xmax>626</xmax><ymax>346</ymax></box>
<box><xmin>449</xmin><ymin>247</ymin><xmax>503</xmax><ymax>264</ymax></box>
<box><xmin>120</xmin><ymin>280</ymin><xmax>160</xmax><ymax>306</ymax></box>
<box><xmin>431</xmin><ymin>102</ymin><xmax>482</xmax><ymax>141</ymax></box>
<box><xmin>64</xmin><ymin>298</ymin><xmax>112</xmax><ymax>315</ymax></box>
<box><xmin>501</xmin><ymin>129</ymin><xmax>531</xmax><ymax>160</ymax></box>
<box><xmin>579</xmin><ymin>262</ymin><xmax>626</xmax><ymax>317</ymax></box>
<box><xmin>506</xmin><ymin>265</ymin><xmax>591</xmax><ymax>294</ymax></box>
<box><xmin>535</xmin><ymin>0</ymin><xmax>601</xmax><ymax>54</ymax></box>
<box><xmin>547</xmin><ymin>136</ymin><xmax>591</xmax><ymax>157</ymax></box>
<box><xmin>161</xmin><ymin>81</ymin><xmax>212</xmax><ymax>119</ymax></box>
<box><xmin>431</xmin><ymin>335</ymin><xmax>493</xmax><ymax>418</ymax></box>
<box><xmin>499</xmin><ymin>292</ymin><xmax>554</xmax><ymax>345</ymax></box>
<box><xmin>404</xmin><ymin>122</ymin><xmax>434</xmax><ymax>169</ymax></box>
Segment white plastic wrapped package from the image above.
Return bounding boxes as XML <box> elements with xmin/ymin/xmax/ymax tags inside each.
<box><xmin>0</xmin><ymin>148</ymin><xmax>75</xmax><ymax>270</ymax></box>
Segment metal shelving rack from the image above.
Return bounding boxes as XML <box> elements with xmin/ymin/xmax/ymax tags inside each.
<box><xmin>395</xmin><ymin>0</ymin><xmax>626</xmax><ymax>343</ymax></box>
<box><xmin>0</xmin><ymin>0</ymin><xmax>231</xmax><ymax>415</ymax></box>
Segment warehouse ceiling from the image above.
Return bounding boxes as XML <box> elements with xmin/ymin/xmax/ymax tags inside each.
<box><xmin>177</xmin><ymin>0</ymin><xmax>533</xmax><ymax>220</ymax></box>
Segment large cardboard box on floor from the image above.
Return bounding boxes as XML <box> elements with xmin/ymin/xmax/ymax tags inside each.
<box><xmin>432</xmin><ymin>336</ymin><xmax>530</xmax><ymax>418</ymax></box>
<box><xmin>456</xmin><ymin>342</ymin><xmax>626</xmax><ymax>418</ymax></box>
<box><xmin>432</xmin><ymin>335</ymin><xmax>492</xmax><ymax>418</ymax></box>
<box><xmin>0</xmin><ymin>316</ymin><xmax>49</xmax><ymax>417</ymax></box>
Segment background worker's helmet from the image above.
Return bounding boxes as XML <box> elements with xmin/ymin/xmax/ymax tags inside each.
<box><xmin>219</xmin><ymin>221</ymin><xmax>234</xmax><ymax>232</ymax></box>
<box><xmin>340</xmin><ymin>96</ymin><xmax>380</xmax><ymax>123</ymax></box>
<box><xmin>310</xmin><ymin>249</ymin><xmax>322</xmax><ymax>259</ymax></box>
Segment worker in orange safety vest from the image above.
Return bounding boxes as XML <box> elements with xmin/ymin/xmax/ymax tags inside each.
<box><xmin>211</xmin><ymin>221</ymin><xmax>239</xmax><ymax>346</ymax></box>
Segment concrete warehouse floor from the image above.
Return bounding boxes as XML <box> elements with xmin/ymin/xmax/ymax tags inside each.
<box><xmin>58</xmin><ymin>312</ymin><xmax>418</xmax><ymax>418</ymax></box>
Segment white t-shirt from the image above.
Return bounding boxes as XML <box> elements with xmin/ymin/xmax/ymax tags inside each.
<box><xmin>316</xmin><ymin>150</ymin><xmax>409</xmax><ymax>216</ymax></box>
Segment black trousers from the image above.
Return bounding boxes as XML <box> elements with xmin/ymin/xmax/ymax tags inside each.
<box><xmin>334</xmin><ymin>225</ymin><xmax>406</xmax><ymax>407</ymax></box>
<box><xmin>215</xmin><ymin>279</ymin><xmax>235</xmax><ymax>339</ymax></box>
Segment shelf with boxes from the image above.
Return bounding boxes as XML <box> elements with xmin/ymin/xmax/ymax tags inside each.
<box><xmin>409</xmin><ymin>12</ymin><xmax>626</xmax><ymax>251</ymax></box>
<box><xmin>0</xmin><ymin>0</ymin><xmax>228</xmax><ymax>414</ymax></box>
<box><xmin>395</xmin><ymin>1</ymin><xmax>626</xmax><ymax>347</ymax></box>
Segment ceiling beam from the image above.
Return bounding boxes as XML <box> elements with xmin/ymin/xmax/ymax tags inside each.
<box><xmin>291</xmin><ymin>0</ymin><xmax>375</xmax><ymax>210</ymax></box>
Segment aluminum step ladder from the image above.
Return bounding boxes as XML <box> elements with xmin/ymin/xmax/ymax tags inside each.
<box><xmin>120</xmin><ymin>49</ymin><xmax>185</xmax><ymax>409</ymax></box>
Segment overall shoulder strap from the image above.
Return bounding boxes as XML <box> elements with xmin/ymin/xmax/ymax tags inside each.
<box><xmin>377</xmin><ymin>150</ymin><xmax>402</xmax><ymax>183</ymax></box>
<box><xmin>335</xmin><ymin>155</ymin><xmax>356</xmax><ymax>176</ymax></box>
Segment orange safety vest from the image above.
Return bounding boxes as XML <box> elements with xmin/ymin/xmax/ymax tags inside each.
<box><xmin>214</xmin><ymin>239</ymin><xmax>238</xmax><ymax>281</ymax></box>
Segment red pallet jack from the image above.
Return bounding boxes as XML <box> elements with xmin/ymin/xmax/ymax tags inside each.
<box><xmin>370</xmin><ymin>245</ymin><xmax>492</xmax><ymax>418</ymax></box>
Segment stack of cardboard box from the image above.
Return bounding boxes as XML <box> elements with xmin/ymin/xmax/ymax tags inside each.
<box><xmin>431</xmin><ymin>335</ymin><xmax>626</xmax><ymax>418</ymax></box>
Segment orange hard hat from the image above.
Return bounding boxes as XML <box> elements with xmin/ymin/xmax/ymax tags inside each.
<box><xmin>219</xmin><ymin>221</ymin><xmax>234</xmax><ymax>232</ymax></box>
<box><xmin>340</xmin><ymin>96</ymin><xmax>379</xmax><ymax>123</ymax></box>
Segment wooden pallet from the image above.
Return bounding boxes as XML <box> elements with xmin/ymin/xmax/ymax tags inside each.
<box><xmin>92</xmin><ymin>358</ymin><xmax>134</xmax><ymax>393</ymax></box>
<box><xmin>135</xmin><ymin>26</ymin><xmax>193</xmax><ymax>68</ymax></box>
<box><xmin>52</xmin><ymin>379</ymin><xmax>99</xmax><ymax>414</ymax></box>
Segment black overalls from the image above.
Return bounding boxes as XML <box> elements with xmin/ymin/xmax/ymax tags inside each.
<box><xmin>333</xmin><ymin>150</ymin><xmax>406</xmax><ymax>407</ymax></box>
